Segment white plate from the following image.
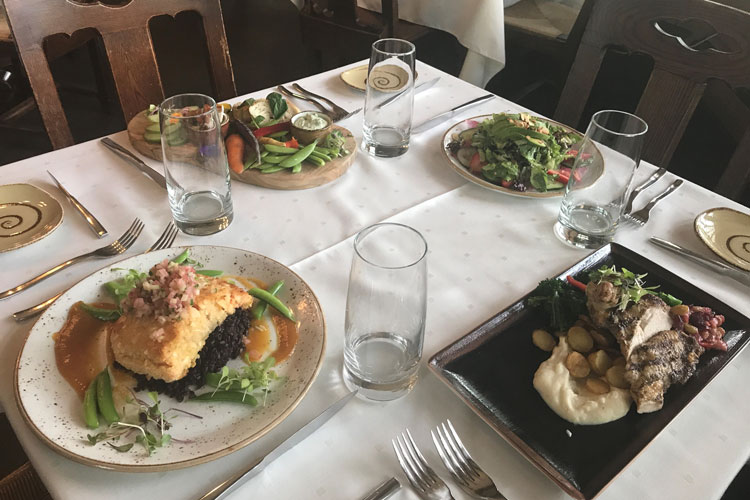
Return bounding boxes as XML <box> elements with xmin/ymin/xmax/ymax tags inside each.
<box><xmin>15</xmin><ymin>246</ymin><xmax>326</xmax><ymax>471</ymax></box>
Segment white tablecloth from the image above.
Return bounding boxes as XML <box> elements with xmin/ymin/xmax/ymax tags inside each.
<box><xmin>1</xmin><ymin>61</ymin><xmax>749</xmax><ymax>500</ymax></box>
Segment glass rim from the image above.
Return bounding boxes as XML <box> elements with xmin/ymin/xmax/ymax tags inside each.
<box><xmin>353</xmin><ymin>222</ymin><xmax>427</xmax><ymax>270</ymax></box>
<box><xmin>159</xmin><ymin>93</ymin><xmax>217</xmax><ymax>118</ymax></box>
<box><xmin>591</xmin><ymin>109</ymin><xmax>648</xmax><ymax>137</ymax></box>
<box><xmin>371</xmin><ymin>38</ymin><xmax>416</xmax><ymax>57</ymax></box>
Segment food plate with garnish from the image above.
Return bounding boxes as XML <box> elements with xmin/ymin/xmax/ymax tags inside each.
<box><xmin>429</xmin><ymin>244</ymin><xmax>749</xmax><ymax>500</ymax></box>
<box><xmin>441</xmin><ymin>113</ymin><xmax>605</xmax><ymax>198</ymax></box>
<box><xmin>15</xmin><ymin>246</ymin><xmax>326</xmax><ymax>471</ymax></box>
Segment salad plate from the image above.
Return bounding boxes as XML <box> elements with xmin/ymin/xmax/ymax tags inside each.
<box><xmin>440</xmin><ymin>114</ymin><xmax>604</xmax><ymax>199</ymax></box>
<box><xmin>694</xmin><ymin>207</ymin><xmax>750</xmax><ymax>271</ymax></box>
<box><xmin>15</xmin><ymin>246</ymin><xmax>326</xmax><ymax>471</ymax></box>
<box><xmin>429</xmin><ymin>243</ymin><xmax>749</xmax><ymax>500</ymax></box>
<box><xmin>0</xmin><ymin>183</ymin><xmax>63</xmax><ymax>253</ymax></box>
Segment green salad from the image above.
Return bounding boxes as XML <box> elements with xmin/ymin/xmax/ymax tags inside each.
<box><xmin>447</xmin><ymin>113</ymin><xmax>582</xmax><ymax>192</ymax></box>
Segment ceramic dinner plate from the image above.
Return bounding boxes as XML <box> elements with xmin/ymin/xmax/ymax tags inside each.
<box><xmin>0</xmin><ymin>183</ymin><xmax>63</xmax><ymax>253</ymax></box>
<box><xmin>429</xmin><ymin>243</ymin><xmax>749</xmax><ymax>500</ymax></box>
<box><xmin>340</xmin><ymin>64</ymin><xmax>417</xmax><ymax>92</ymax></box>
<box><xmin>694</xmin><ymin>207</ymin><xmax>750</xmax><ymax>271</ymax></box>
<box><xmin>440</xmin><ymin>114</ymin><xmax>604</xmax><ymax>199</ymax></box>
<box><xmin>15</xmin><ymin>246</ymin><xmax>326</xmax><ymax>471</ymax></box>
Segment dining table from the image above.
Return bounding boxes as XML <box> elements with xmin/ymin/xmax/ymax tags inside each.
<box><xmin>1</xmin><ymin>59</ymin><xmax>749</xmax><ymax>500</ymax></box>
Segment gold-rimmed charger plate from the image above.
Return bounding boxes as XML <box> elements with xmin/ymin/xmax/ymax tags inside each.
<box><xmin>0</xmin><ymin>183</ymin><xmax>63</xmax><ymax>253</ymax></box>
<box><xmin>15</xmin><ymin>245</ymin><xmax>326</xmax><ymax>471</ymax></box>
<box><xmin>340</xmin><ymin>64</ymin><xmax>417</xmax><ymax>92</ymax></box>
<box><xmin>694</xmin><ymin>207</ymin><xmax>750</xmax><ymax>271</ymax></box>
<box><xmin>440</xmin><ymin>114</ymin><xmax>604</xmax><ymax>199</ymax></box>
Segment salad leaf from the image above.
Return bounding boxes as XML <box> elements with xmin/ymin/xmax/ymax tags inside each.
<box><xmin>80</xmin><ymin>303</ymin><xmax>121</xmax><ymax>321</ymax></box>
<box><xmin>267</xmin><ymin>92</ymin><xmax>288</xmax><ymax>120</ymax></box>
<box><xmin>588</xmin><ymin>266</ymin><xmax>681</xmax><ymax>310</ymax></box>
<box><xmin>527</xmin><ymin>278</ymin><xmax>587</xmax><ymax>332</ymax></box>
<box><xmin>104</xmin><ymin>269</ymin><xmax>147</xmax><ymax>305</ymax></box>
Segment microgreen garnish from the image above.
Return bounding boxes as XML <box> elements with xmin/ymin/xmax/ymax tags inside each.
<box><xmin>589</xmin><ymin>265</ymin><xmax>682</xmax><ymax>309</ymax></box>
<box><xmin>196</xmin><ymin>355</ymin><xmax>282</xmax><ymax>406</ymax></box>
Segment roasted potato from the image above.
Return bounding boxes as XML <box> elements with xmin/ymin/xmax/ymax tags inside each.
<box><xmin>589</xmin><ymin>329</ymin><xmax>612</xmax><ymax>348</ymax></box>
<box><xmin>612</xmin><ymin>356</ymin><xmax>626</xmax><ymax>367</ymax></box>
<box><xmin>532</xmin><ymin>329</ymin><xmax>556</xmax><ymax>352</ymax></box>
<box><xmin>587</xmin><ymin>350</ymin><xmax>612</xmax><ymax>375</ymax></box>
<box><xmin>585</xmin><ymin>378</ymin><xmax>611</xmax><ymax>395</ymax></box>
<box><xmin>567</xmin><ymin>326</ymin><xmax>594</xmax><ymax>353</ymax></box>
<box><xmin>565</xmin><ymin>351</ymin><xmax>590</xmax><ymax>378</ymax></box>
<box><xmin>606</xmin><ymin>365</ymin><xmax>629</xmax><ymax>389</ymax></box>
<box><xmin>670</xmin><ymin>304</ymin><xmax>690</xmax><ymax>316</ymax></box>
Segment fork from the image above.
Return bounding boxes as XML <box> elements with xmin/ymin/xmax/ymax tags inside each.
<box><xmin>392</xmin><ymin>429</ymin><xmax>455</xmax><ymax>500</ymax></box>
<box><xmin>623</xmin><ymin>179</ymin><xmax>683</xmax><ymax>226</ymax></box>
<box><xmin>291</xmin><ymin>83</ymin><xmax>361</xmax><ymax>121</ymax></box>
<box><xmin>12</xmin><ymin>222</ymin><xmax>177</xmax><ymax>321</ymax></box>
<box><xmin>0</xmin><ymin>218</ymin><xmax>144</xmax><ymax>301</ymax></box>
<box><xmin>431</xmin><ymin>420</ymin><xmax>506</xmax><ymax>500</ymax></box>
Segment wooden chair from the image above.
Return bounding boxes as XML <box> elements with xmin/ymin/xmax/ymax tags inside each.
<box><xmin>3</xmin><ymin>0</ymin><xmax>236</xmax><ymax>149</ymax></box>
<box><xmin>554</xmin><ymin>0</ymin><xmax>750</xmax><ymax>200</ymax></box>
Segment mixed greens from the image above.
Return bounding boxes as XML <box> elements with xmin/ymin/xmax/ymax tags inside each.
<box><xmin>447</xmin><ymin>113</ymin><xmax>582</xmax><ymax>192</ymax></box>
<box><xmin>588</xmin><ymin>266</ymin><xmax>682</xmax><ymax>310</ymax></box>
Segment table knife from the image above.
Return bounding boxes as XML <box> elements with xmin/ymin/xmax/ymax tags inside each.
<box><xmin>649</xmin><ymin>237</ymin><xmax>750</xmax><ymax>288</ymax></box>
<box><xmin>412</xmin><ymin>94</ymin><xmax>495</xmax><ymax>134</ymax></box>
<box><xmin>100</xmin><ymin>137</ymin><xmax>167</xmax><ymax>189</ymax></box>
<box><xmin>624</xmin><ymin>167</ymin><xmax>667</xmax><ymax>214</ymax></box>
<box><xmin>360</xmin><ymin>477</ymin><xmax>401</xmax><ymax>500</ymax></box>
<box><xmin>47</xmin><ymin>171</ymin><xmax>108</xmax><ymax>238</ymax></box>
<box><xmin>376</xmin><ymin>77</ymin><xmax>439</xmax><ymax>110</ymax></box>
<box><xmin>197</xmin><ymin>391</ymin><xmax>357</xmax><ymax>500</ymax></box>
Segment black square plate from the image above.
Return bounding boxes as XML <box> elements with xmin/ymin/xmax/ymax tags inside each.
<box><xmin>428</xmin><ymin>243</ymin><xmax>749</xmax><ymax>500</ymax></box>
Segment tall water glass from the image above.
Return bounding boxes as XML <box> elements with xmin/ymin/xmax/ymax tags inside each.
<box><xmin>159</xmin><ymin>93</ymin><xmax>233</xmax><ymax>235</ymax></box>
<box><xmin>362</xmin><ymin>38</ymin><xmax>416</xmax><ymax>158</ymax></box>
<box><xmin>344</xmin><ymin>223</ymin><xmax>427</xmax><ymax>401</ymax></box>
<box><xmin>554</xmin><ymin>110</ymin><xmax>648</xmax><ymax>249</ymax></box>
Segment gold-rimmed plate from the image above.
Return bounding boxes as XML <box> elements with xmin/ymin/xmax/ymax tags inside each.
<box><xmin>0</xmin><ymin>183</ymin><xmax>63</xmax><ymax>253</ymax></box>
<box><xmin>15</xmin><ymin>246</ymin><xmax>326</xmax><ymax>471</ymax></box>
<box><xmin>695</xmin><ymin>207</ymin><xmax>750</xmax><ymax>271</ymax></box>
<box><xmin>340</xmin><ymin>64</ymin><xmax>418</xmax><ymax>92</ymax></box>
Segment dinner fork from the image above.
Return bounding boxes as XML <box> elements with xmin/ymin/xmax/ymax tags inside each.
<box><xmin>623</xmin><ymin>179</ymin><xmax>683</xmax><ymax>226</ymax></box>
<box><xmin>292</xmin><ymin>83</ymin><xmax>362</xmax><ymax>121</ymax></box>
<box><xmin>12</xmin><ymin>222</ymin><xmax>178</xmax><ymax>321</ymax></box>
<box><xmin>431</xmin><ymin>420</ymin><xmax>506</xmax><ymax>500</ymax></box>
<box><xmin>0</xmin><ymin>218</ymin><xmax>144</xmax><ymax>301</ymax></box>
<box><xmin>278</xmin><ymin>85</ymin><xmax>359</xmax><ymax>123</ymax></box>
<box><xmin>392</xmin><ymin>429</ymin><xmax>455</xmax><ymax>500</ymax></box>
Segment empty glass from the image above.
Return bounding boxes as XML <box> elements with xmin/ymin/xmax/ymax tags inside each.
<box><xmin>343</xmin><ymin>223</ymin><xmax>428</xmax><ymax>401</ymax></box>
<box><xmin>159</xmin><ymin>93</ymin><xmax>233</xmax><ymax>235</ymax></box>
<box><xmin>554</xmin><ymin>110</ymin><xmax>648</xmax><ymax>249</ymax></box>
<box><xmin>362</xmin><ymin>38</ymin><xmax>416</xmax><ymax>158</ymax></box>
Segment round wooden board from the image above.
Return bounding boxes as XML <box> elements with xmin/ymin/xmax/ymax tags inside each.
<box><xmin>127</xmin><ymin>110</ymin><xmax>198</xmax><ymax>162</ymax></box>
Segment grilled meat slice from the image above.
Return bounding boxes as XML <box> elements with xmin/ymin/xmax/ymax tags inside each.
<box><xmin>625</xmin><ymin>329</ymin><xmax>703</xmax><ymax>413</ymax></box>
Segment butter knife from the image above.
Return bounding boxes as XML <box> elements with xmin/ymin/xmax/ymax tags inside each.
<box><xmin>47</xmin><ymin>171</ymin><xmax>108</xmax><ymax>238</ymax></box>
<box><xmin>100</xmin><ymin>137</ymin><xmax>167</xmax><ymax>189</ymax></box>
<box><xmin>412</xmin><ymin>94</ymin><xmax>495</xmax><ymax>134</ymax></box>
<box><xmin>624</xmin><ymin>167</ymin><xmax>667</xmax><ymax>215</ymax></box>
<box><xmin>649</xmin><ymin>237</ymin><xmax>750</xmax><ymax>288</ymax></box>
<box><xmin>376</xmin><ymin>77</ymin><xmax>439</xmax><ymax>110</ymax></box>
<box><xmin>360</xmin><ymin>477</ymin><xmax>401</xmax><ymax>500</ymax></box>
<box><xmin>196</xmin><ymin>391</ymin><xmax>357</xmax><ymax>500</ymax></box>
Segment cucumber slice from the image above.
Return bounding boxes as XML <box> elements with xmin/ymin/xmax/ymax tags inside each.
<box><xmin>144</xmin><ymin>131</ymin><xmax>161</xmax><ymax>144</ymax></box>
<box><xmin>167</xmin><ymin>135</ymin><xmax>187</xmax><ymax>146</ymax></box>
<box><xmin>145</xmin><ymin>123</ymin><xmax>160</xmax><ymax>134</ymax></box>
<box><xmin>459</xmin><ymin>128</ymin><xmax>477</xmax><ymax>143</ymax></box>
<box><xmin>456</xmin><ymin>147</ymin><xmax>477</xmax><ymax>168</ymax></box>
<box><xmin>163</xmin><ymin>123</ymin><xmax>181</xmax><ymax>136</ymax></box>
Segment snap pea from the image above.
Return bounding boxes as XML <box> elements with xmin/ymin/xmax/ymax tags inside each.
<box><xmin>313</xmin><ymin>146</ymin><xmax>333</xmax><ymax>155</ymax></box>
<box><xmin>279</xmin><ymin>140</ymin><xmax>318</xmax><ymax>168</ymax></box>
<box><xmin>95</xmin><ymin>368</ymin><xmax>119</xmax><ymax>424</ymax></box>
<box><xmin>263</xmin><ymin>154</ymin><xmax>286</xmax><ymax>165</ymax></box>
<box><xmin>292</xmin><ymin>164</ymin><xmax>303</xmax><ymax>173</ymax></box>
<box><xmin>261</xmin><ymin>151</ymin><xmax>269</xmax><ymax>158</ymax></box>
<box><xmin>305</xmin><ymin>155</ymin><xmax>324</xmax><ymax>167</ymax></box>
<box><xmin>267</xmin><ymin>131</ymin><xmax>289</xmax><ymax>139</ymax></box>
<box><xmin>196</xmin><ymin>269</ymin><xmax>223</xmax><ymax>277</ymax></box>
<box><xmin>252</xmin><ymin>280</ymin><xmax>284</xmax><ymax>320</ymax></box>
<box><xmin>248</xmin><ymin>287</ymin><xmax>296</xmax><ymax>321</ymax></box>
<box><xmin>172</xmin><ymin>249</ymin><xmax>189</xmax><ymax>264</ymax></box>
<box><xmin>83</xmin><ymin>378</ymin><xmax>99</xmax><ymax>429</ymax></box>
<box><xmin>260</xmin><ymin>166</ymin><xmax>285</xmax><ymax>174</ymax></box>
<box><xmin>191</xmin><ymin>390</ymin><xmax>258</xmax><ymax>406</ymax></box>
<box><xmin>264</xmin><ymin>144</ymin><xmax>298</xmax><ymax>154</ymax></box>
<box><xmin>310</xmin><ymin>150</ymin><xmax>331</xmax><ymax>162</ymax></box>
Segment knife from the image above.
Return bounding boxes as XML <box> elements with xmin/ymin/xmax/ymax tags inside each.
<box><xmin>197</xmin><ymin>391</ymin><xmax>357</xmax><ymax>500</ymax></box>
<box><xmin>47</xmin><ymin>171</ymin><xmax>108</xmax><ymax>238</ymax></box>
<box><xmin>624</xmin><ymin>168</ymin><xmax>667</xmax><ymax>215</ymax></box>
<box><xmin>649</xmin><ymin>237</ymin><xmax>750</xmax><ymax>288</ymax></box>
<box><xmin>360</xmin><ymin>477</ymin><xmax>401</xmax><ymax>500</ymax></box>
<box><xmin>100</xmin><ymin>137</ymin><xmax>167</xmax><ymax>189</ymax></box>
<box><xmin>412</xmin><ymin>94</ymin><xmax>495</xmax><ymax>134</ymax></box>
<box><xmin>376</xmin><ymin>77</ymin><xmax>439</xmax><ymax>110</ymax></box>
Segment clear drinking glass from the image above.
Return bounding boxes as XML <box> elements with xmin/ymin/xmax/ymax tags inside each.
<box><xmin>343</xmin><ymin>223</ymin><xmax>428</xmax><ymax>401</ymax></box>
<box><xmin>159</xmin><ymin>93</ymin><xmax>233</xmax><ymax>235</ymax></box>
<box><xmin>554</xmin><ymin>110</ymin><xmax>648</xmax><ymax>249</ymax></box>
<box><xmin>362</xmin><ymin>38</ymin><xmax>416</xmax><ymax>158</ymax></box>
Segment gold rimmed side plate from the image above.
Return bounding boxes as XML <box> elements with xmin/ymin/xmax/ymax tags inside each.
<box><xmin>0</xmin><ymin>183</ymin><xmax>63</xmax><ymax>253</ymax></box>
<box><xmin>694</xmin><ymin>207</ymin><xmax>750</xmax><ymax>271</ymax></box>
<box><xmin>340</xmin><ymin>64</ymin><xmax>418</xmax><ymax>92</ymax></box>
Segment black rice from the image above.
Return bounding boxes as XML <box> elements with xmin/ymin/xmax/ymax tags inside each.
<box><xmin>116</xmin><ymin>307</ymin><xmax>252</xmax><ymax>401</ymax></box>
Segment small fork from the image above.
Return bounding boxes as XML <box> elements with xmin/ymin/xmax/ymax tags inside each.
<box><xmin>277</xmin><ymin>85</ymin><xmax>360</xmax><ymax>122</ymax></box>
<box><xmin>431</xmin><ymin>420</ymin><xmax>506</xmax><ymax>500</ymax></box>
<box><xmin>392</xmin><ymin>429</ymin><xmax>455</xmax><ymax>500</ymax></box>
<box><xmin>12</xmin><ymin>222</ymin><xmax>177</xmax><ymax>321</ymax></box>
<box><xmin>623</xmin><ymin>179</ymin><xmax>683</xmax><ymax>226</ymax></box>
<box><xmin>292</xmin><ymin>83</ymin><xmax>362</xmax><ymax>121</ymax></box>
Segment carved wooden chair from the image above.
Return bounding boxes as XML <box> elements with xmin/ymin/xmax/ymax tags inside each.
<box><xmin>3</xmin><ymin>0</ymin><xmax>236</xmax><ymax>149</ymax></box>
<box><xmin>554</xmin><ymin>0</ymin><xmax>750</xmax><ymax>200</ymax></box>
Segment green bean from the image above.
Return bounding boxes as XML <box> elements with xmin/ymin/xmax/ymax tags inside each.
<box><xmin>263</xmin><ymin>155</ymin><xmax>286</xmax><ymax>165</ymax></box>
<box><xmin>252</xmin><ymin>280</ymin><xmax>284</xmax><ymax>320</ymax></box>
<box><xmin>191</xmin><ymin>390</ymin><xmax>258</xmax><ymax>406</ymax></box>
<box><xmin>314</xmin><ymin>146</ymin><xmax>333</xmax><ymax>155</ymax></box>
<box><xmin>280</xmin><ymin>140</ymin><xmax>318</xmax><ymax>168</ymax></box>
<box><xmin>248</xmin><ymin>287</ymin><xmax>296</xmax><ymax>321</ymax></box>
<box><xmin>264</xmin><ymin>144</ymin><xmax>298</xmax><ymax>154</ymax></box>
<box><xmin>304</xmin><ymin>156</ymin><xmax>323</xmax><ymax>167</ymax></box>
<box><xmin>83</xmin><ymin>378</ymin><xmax>99</xmax><ymax>429</ymax></box>
<box><xmin>267</xmin><ymin>131</ymin><xmax>289</xmax><ymax>139</ymax></box>
<box><xmin>95</xmin><ymin>368</ymin><xmax>119</xmax><ymax>424</ymax></box>
<box><xmin>261</xmin><ymin>166</ymin><xmax>285</xmax><ymax>174</ymax></box>
<box><xmin>310</xmin><ymin>150</ymin><xmax>331</xmax><ymax>162</ymax></box>
<box><xmin>172</xmin><ymin>249</ymin><xmax>189</xmax><ymax>264</ymax></box>
<box><xmin>196</xmin><ymin>269</ymin><xmax>223</xmax><ymax>277</ymax></box>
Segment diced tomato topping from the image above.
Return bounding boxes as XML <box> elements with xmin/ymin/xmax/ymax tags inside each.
<box><xmin>466</xmin><ymin>120</ymin><xmax>480</xmax><ymax>128</ymax></box>
<box><xmin>500</xmin><ymin>180</ymin><xmax>512</xmax><ymax>188</ymax></box>
<box><xmin>469</xmin><ymin>152</ymin><xmax>482</xmax><ymax>173</ymax></box>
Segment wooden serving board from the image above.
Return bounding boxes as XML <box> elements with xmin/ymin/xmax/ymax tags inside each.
<box><xmin>127</xmin><ymin>112</ymin><xmax>356</xmax><ymax>190</ymax></box>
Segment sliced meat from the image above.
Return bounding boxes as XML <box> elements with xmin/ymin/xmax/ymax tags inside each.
<box><xmin>586</xmin><ymin>281</ymin><xmax>620</xmax><ymax>328</ymax></box>
<box><xmin>608</xmin><ymin>294</ymin><xmax>673</xmax><ymax>358</ymax></box>
<box><xmin>625</xmin><ymin>329</ymin><xmax>704</xmax><ymax>413</ymax></box>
